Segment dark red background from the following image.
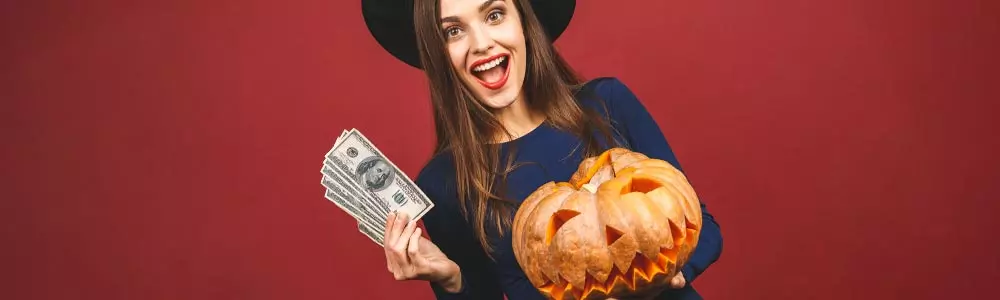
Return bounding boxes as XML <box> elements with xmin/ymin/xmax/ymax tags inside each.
<box><xmin>3</xmin><ymin>0</ymin><xmax>998</xmax><ymax>299</ymax></box>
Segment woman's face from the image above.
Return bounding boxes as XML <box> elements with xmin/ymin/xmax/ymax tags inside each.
<box><xmin>439</xmin><ymin>0</ymin><xmax>527</xmax><ymax>110</ymax></box>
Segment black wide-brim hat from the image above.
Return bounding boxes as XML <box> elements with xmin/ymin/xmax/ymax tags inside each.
<box><xmin>361</xmin><ymin>0</ymin><xmax>576</xmax><ymax>69</ymax></box>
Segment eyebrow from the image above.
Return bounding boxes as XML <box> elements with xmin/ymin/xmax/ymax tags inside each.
<box><xmin>440</xmin><ymin>0</ymin><xmax>503</xmax><ymax>24</ymax></box>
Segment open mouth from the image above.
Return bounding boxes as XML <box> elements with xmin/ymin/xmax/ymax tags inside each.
<box><xmin>469</xmin><ymin>53</ymin><xmax>510</xmax><ymax>90</ymax></box>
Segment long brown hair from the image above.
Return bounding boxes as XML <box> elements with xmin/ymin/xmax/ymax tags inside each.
<box><xmin>413</xmin><ymin>0</ymin><xmax>619</xmax><ymax>256</ymax></box>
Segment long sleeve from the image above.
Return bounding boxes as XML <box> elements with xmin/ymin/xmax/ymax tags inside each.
<box><xmin>415</xmin><ymin>158</ymin><xmax>505</xmax><ymax>300</ymax></box>
<box><xmin>597</xmin><ymin>77</ymin><xmax>724</xmax><ymax>285</ymax></box>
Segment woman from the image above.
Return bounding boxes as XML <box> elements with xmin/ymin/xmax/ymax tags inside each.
<box><xmin>361</xmin><ymin>0</ymin><xmax>723</xmax><ymax>299</ymax></box>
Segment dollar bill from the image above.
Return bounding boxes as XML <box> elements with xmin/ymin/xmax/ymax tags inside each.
<box><xmin>323</xmin><ymin>177</ymin><xmax>386</xmax><ymax>244</ymax></box>
<box><xmin>320</xmin><ymin>128</ymin><xmax>432</xmax><ymax>246</ymax></box>
<box><xmin>321</xmin><ymin>176</ymin><xmax>357</xmax><ymax>217</ymax></box>
<box><xmin>358</xmin><ymin>221</ymin><xmax>385</xmax><ymax>247</ymax></box>
<box><xmin>331</xmin><ymin>129</ymin><xmax>393</xmax><ymax>218</ymax></box>
<box><xmin>335</xmin><ymin>129</ymin><xmax>348</xmax><ymax>145</ymax></box>
<box><xmin>324</xmin><ymin>188</ymin><xmax>386</xmax><ymax>243</ymax></box>
<box><xmin>324</xmin><ymin>129</ymin><xmax>434</xmax><ymax>222</ymax></box>
<box><xmin>320</xmin><ymin>167</ymin><xmax>385</xmax><ymax>233</ymax></box>
<box><xmin>324</xmin><ymin>159</ymin><xmax>389</xmax><ymax>223</ymax></box>
<box><xmin>323</xmin><ymin>159</ymin><xmax>391</xmax><ymax>220</ymax></box>
<box><xmin>322</xmin><ymin>130</ymin><xmax>388</xmax><ymax>246</ymax></box>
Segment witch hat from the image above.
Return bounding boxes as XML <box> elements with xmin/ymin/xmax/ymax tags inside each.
<box><xmin>361</xmin><ymin>0</ymin><xmax>576</xmax><ymax>69</ymax></box>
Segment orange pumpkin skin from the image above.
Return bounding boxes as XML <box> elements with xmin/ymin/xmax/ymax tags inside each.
<box><xmin>512</xmin><ymin>148</ymin><xmax>703</xmax><ymax>300</ymax></box>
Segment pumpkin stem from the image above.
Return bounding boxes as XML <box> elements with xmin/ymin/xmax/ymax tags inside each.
<box><xmin>575</xmin><ymin>150</ymin><xmax>614</xmax><ymax>189</ymax></box>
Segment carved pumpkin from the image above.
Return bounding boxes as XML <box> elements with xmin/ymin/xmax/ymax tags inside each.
<box><xmin>512</xmin><ymin>148</ymin><xmax>703</xmax><ymax>300</ymax></box>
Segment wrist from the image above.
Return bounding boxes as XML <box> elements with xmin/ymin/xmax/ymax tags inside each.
<box><xmin>435</xmin><ymin>261</ymin><xmax>462</xmax><ymax>293</ymax></box>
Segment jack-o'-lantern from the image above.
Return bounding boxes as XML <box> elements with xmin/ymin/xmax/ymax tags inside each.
<box><xmin>512</xmin><ymin>148</ymin><xmax>702</xmax><ymax>300</ymax></box>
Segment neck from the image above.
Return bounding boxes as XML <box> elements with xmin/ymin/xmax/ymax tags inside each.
<box><xmin>491</xmin><ymin>93</ymin><xmax>545</xmax><ymax>143</ymax></box>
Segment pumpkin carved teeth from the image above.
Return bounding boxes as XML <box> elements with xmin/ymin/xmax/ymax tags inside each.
<box><xmin>582</xmin><ymin>273</ymin><xmax>605</xmax><ymax>299</ymax></box>
<box><xmin>538</xmin><ymin>280</ymin><xmax>556</xmax><ymax>294</ymax></box>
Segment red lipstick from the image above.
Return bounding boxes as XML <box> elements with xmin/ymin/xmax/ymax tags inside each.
<box><xmin>469</xmin><ymin>53</ymin><xmax>510</xmax><ymax>90</ymax></box>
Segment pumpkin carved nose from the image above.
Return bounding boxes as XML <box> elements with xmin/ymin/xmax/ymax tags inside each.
<box><xmin>605</xmin><ymin>225</ymin><xmax>625</xmax><ymax>246</ymax></box>
<box><xmin>511</xmin><ymin>148</ymin><xmax>703</xmax><ymax>300</ymax></box>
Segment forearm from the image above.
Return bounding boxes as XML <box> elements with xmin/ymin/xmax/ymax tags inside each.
<box><xmin>682</xmin><ymin>208</ymin><xmax>723</xmax><ymax>283</ymax></box>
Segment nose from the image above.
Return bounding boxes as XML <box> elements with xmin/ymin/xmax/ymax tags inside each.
<box><xmin>469</xmin><ymin>25</ymin><xmax>494</xmax><ymax>54</ymax></box>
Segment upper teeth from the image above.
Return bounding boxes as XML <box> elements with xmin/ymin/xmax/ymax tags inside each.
<box><xmin>473</xmin><ymin>56</ymin><xmax>506</xmax><ymax>72</ymax></box>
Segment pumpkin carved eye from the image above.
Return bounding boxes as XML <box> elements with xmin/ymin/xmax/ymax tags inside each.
<box><xmin>512</xmin><ymin>148</ymin><xmax>703</xmax><ymax>300</ymax></box>
<box><xmin>546</xmin><ymin>209</ymin><xmax>581</xmax><ymax>245</ymax></box>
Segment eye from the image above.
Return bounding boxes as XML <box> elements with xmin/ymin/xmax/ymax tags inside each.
<box><xmin>443</xmin><ymin>26</ymin><xmax>464</xmax><ymax>39</ymax></box>
<box><xmin>486</xmin><ymin>9</ymin><xmax>505</xmax><ymax>23</ymax></box>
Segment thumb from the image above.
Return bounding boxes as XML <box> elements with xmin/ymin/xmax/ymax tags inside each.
<box><xmin>671</xmin><ymin>272</ymin><xmax>686</xmax><ymax>288</ymax></box>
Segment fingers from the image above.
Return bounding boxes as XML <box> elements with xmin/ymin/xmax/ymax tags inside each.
<box><xmin>385</xmin><ymin>212</ymin><xmax>410</xmax><ymax>274</ymax></box>
<box><xmin>383</xmin><ymin>212</ymin><xmax>397</xmax><ymax>272</ymax></box>
<box><xmin>385</xmin><ymin>212</ymin><xmax>409</xmax><ymax>255</ymax></box>
<box><xmin>384</xmin><ymin>212</ymin><xmax>397</xmax><ymax>247</ymax></box>
<box><xmin>385</xmin><ymin>212</ymin><xmax>414</xmax><ymax>281</ymax></box>
<box><xmin>390</xmin><ymin>212</ymin><xmax>408</xmax><ymax>245</ymax></box>
<box><xmin>407</xmin><ymin>227</ymin><xmax>422</xmax><ymax>259</ymax></box>
<box><xmin>394</xmin><ymin>218</ymin><xmax>417</xmax><ymax>261</ymax></box>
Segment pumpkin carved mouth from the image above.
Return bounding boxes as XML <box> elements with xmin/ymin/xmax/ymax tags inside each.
<box><xmin>512</xmin><ymin>148</ymin><xmax>703</xmax><ymax>300</ymax></box>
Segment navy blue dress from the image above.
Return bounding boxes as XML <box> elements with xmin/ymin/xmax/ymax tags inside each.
<box><xmin>415</xmin><ymin>77</ymin><xmax>723</xmax><ymax>300</ymax></box>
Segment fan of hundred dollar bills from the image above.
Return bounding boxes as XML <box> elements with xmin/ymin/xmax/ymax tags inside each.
<box><xmin>320</xmin><ymin>128</ymin><xmax>434</xmax><ymax>246</ymax></box>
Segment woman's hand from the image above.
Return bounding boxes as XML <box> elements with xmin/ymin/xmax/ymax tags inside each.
<box><xmin>383</xmin><ymin>211</ymin><xmax>462</xmax><ymax>293</ymax></box>
<box><xmin>669</xmin><ymin>271</ymin><xmax>686</xmax><ymax>288</ymax></box>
